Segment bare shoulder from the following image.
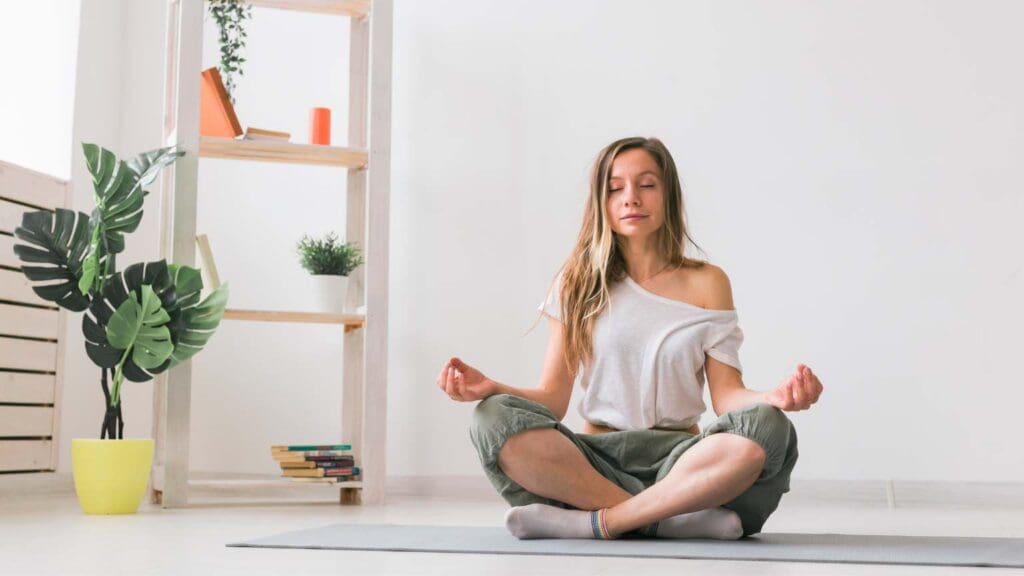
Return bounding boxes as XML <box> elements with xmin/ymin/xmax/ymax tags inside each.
<box><xmin>692</xmin><ymin>262</ymin><xmax>735</xmax><ymax>311</ymax></box>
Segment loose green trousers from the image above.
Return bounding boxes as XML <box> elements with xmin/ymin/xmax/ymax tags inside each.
<box><xmin>470</xmin><ymin>394</ymin><xmax>799</xmax><ymax>537</ymax></box>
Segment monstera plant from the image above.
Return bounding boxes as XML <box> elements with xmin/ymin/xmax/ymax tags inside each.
<box><xmin>12</xmin><ymin>143</ymin><xmax>230</xmax><ymax>441</ymax></box>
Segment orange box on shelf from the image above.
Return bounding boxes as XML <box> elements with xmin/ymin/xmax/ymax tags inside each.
<box><xmin>200</xmin><ymin>67</ymin><xmax>243</xmax><ymax>138</ymax></box>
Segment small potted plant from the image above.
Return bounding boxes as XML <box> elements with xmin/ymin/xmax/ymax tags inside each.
<box><xmin>11</xmin><ymin>143</ymin><xmax>229</xmax><ymax>514</ymax></box>
<box><xmin>296</xmin><ymin>232</ymin><xmax>364</xmax><ymax>314</ymax></box>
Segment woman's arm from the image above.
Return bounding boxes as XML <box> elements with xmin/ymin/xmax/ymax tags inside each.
<box><xmin>491</xmin><ymin>316</ymin><xmax>576</xmax><ymax>419</ymax></box>
<box><xmin>700</xmin><ymin>266</ymin><xmax>823</xmax><ymax>414</ymax></box>
<box><xmin>441</xmin><ymin>316</ymin><xmax>575</xmax><ymax>419</ymax></box>
<box><xmin>489</xmin><ymin>379</ymin><xmax>569</xmax><ymax>419</ymax></box>
<box><xmin>706</xmin><ymin>356</ymin><xmax>767</xmax><ymax>415</ymax></box>
<box><xmin>698</xmin><ymin>266</ymin><xmax>766</xmax><ymax>415</ymax></box>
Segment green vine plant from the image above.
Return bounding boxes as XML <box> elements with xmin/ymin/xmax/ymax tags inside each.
<box><xmin>207</xmin><ymin>0</ymin><xmax>252</xmax><ymax>105</ymax></box>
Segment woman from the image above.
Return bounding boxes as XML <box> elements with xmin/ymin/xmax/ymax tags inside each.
<box><xmin>436</xmin><ymin>137</ymin><xmax>823</xmax><ymax>540</ymax></box>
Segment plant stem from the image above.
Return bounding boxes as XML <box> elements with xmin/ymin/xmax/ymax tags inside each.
<box><xmin>111</xmin><ymin>346</ymin><xmax>130</xmax><ymax>407</ymax></box>
<box><xmin>100</xmin><ymin>367</ymin><xmax>111</xmax><ymax>439</ymax></box>
<box><xmin>116</xmin><ymin>402</ymin><xmax>124</xmax><ymax>440</ymax></box>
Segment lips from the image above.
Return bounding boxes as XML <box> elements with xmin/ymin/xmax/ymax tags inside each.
<box><xmin>622</xmin><ymin>215</ymin><xmax>647</xmax><ymax>221</ymax></box>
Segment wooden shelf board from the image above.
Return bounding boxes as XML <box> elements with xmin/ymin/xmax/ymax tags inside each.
<box><xmin>189</xmin><ymin>478</ymin><xmax>363</xmax><ymax>488</ymax></box>
<box><xmin>199</xmin><ymin>137</ymin><xmax>368</xmax><ymax>168</ymax></box>
<box><xmin>223</xmin><ymin>308</ymin><xmax>365</xmax><ymax>327</ymax></box>
<box><xmin>242</xmin><ymin>0</ymin><xmax>370</xmax><ymax>18</ymax></box>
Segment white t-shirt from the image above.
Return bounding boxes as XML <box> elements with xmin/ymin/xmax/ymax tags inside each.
<box><xmin>538</xmin><ymin>271</ymin><xmax>744</xmax><ymax>431</ymax></box>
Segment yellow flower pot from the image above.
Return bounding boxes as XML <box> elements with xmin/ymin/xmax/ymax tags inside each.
<box><xmin>71</xmin><ymin>438</ymin><xmax>154</xmax><ymax>515</ymax></box>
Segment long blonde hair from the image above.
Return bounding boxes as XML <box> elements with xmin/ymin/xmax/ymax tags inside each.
<box><xmin>532</xmin><ymin>137</ymin><xmax>708</xmax><ymax>373</ymax></box>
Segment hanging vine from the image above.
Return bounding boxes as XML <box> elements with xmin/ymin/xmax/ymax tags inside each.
<box><xmin>207</xmin><ymin>0</ymin><xmax>252</xmax><ymax>105</ymax></box>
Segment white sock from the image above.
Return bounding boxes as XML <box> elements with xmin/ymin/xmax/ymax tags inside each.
<box><xmin>503</xmin><ymin>503</ymin><xmax>744</xmax><ymax>541</ymax></box>
<box><xmin>504</xmin><ymin>503</ymin><xmax>608</xmax><ymax>540</ymax></box>
<box><xmin>653</xmin><ymin>507</ymin><xmax>744</xmax><ymax>540</ymax></box>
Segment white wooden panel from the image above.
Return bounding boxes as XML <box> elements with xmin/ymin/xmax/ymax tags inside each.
<box><xmin>360</xmin><ymin>0</ymin><xmax>393</xmax><ymax>507</ymax></box>
<box><xmin>0</xmin><ymin>371</ymin><xmax>56</xmax><ymax>404</ymax></box>
<box><xmin>0</xmin><ymin>337</ymin><xmax>58</xmax><ymax>372</ymax></box>
<box><xmin>0</xmin><ymin>198</ymin><xmax>37</xmax><ymax>235</ymax></box>
<box><xmin>49</xmin><ymin>309</ymin><xmax>67</xmax><ymax>475</ymax></box>
<box><xmin>0</xmin><ymin>160</ymin><xmax>68</xmax><ymax>210</ymax></box>
<box><xmin>0</xmin><ymin>440</ymin><xmax>53</xmax><ymax>471</ymax></box>
<box><xmin>0</xmin><ymin>303</ymin><xmax>60</xmax><ymax>339</ymax></box>
<box><xmin>0</xmin><ymin>234</ymin><xmax>17</xmax><ymax>267</ymax></box>
<box><xmin>158</xmin><ymin>0</ymin><xmax>205</xmax><ymax>509</ymax></box>
<box><xmin>0</xmin><ymin>406</ymin><xmax>53</xmax><ymax>436</ymax></box>
<box><xmin>0</xmin><ymin>269</ymin><xmax>50</xmax><ymax>307</ymax></box>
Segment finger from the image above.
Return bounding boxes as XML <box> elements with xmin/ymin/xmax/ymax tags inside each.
<box><xmin>800</xmin><ymin>371</ymin><xmax>815</xmax><ymax>399</ymax></box>
<box><xmin>437</xmin><ymin>360</ymin><xmax>451</xmax><ymax>390</ymax></box>
<box><xmin>807</xmin><ymin>372</ymin><xmax>822</xmax><ymax>403</ymax></box>
<box><xmin>780</xmin><ymin>380</ymin><xmax>795</xmax><ymax>410</ymax></box>
<box><xmin>790</xmin><ymin>376</ymin><xmax>802</xmax><ymax>407</ymax></box>
<box><xmin>453</xmin><ymin>368</ymin><xmax>464</xmax><ymax>398</ymax></box>
<box><xmin>445</xmin><ymin>366</ymin><xmax>457</xmax><ymax>397</ymax></box>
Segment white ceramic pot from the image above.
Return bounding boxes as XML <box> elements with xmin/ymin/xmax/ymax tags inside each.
<box><xmin>312</xmin><ymin>274</ymin><xmax>349</xmax><ymax>314</ymax></box>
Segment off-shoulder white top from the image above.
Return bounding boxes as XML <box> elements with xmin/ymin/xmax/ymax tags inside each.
<box><xmin>538</xmin><ymin>272</ymin><xmax>744</xmax><ymax>431</ymax></box>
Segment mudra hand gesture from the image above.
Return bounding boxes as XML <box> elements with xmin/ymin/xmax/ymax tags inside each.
<box><xmin>436</xmin><ymin>357</ymin><xmax>498</xmax><ymax>402</ymax></box>
<box><xmin>764</xmin><ymin>363</ymin><xmax>823</xmax><ymax>411</ymax></box>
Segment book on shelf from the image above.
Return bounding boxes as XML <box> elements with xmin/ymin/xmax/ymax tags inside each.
<box><xmin>199</xmin><ymin>67</ymin><xmax>242</xmax><ymax>138</ymax></box>
<box><xmin>243</xmin><ymin>127</ymin><xmax>291</xmax><ymax>141</ymax></box>
<box><xmin>280</xmin><ymin>458</ymin><xmax>355</xmax><ymax>469</ymax></box>
<box><xmin>271</xmin><ymin>444</ymin><xmax>352</xmax><ymax>452</ymax></box>
<box><xmin>272</xmin><ymin>451</ymin><xmax>354</xmax><ymax>462</ymax></box>
<box><xmin>288</xmin><ymin>477</ymin><xmax>361</xmax><ymax>484</ymax></box>
<box><xmin>282</xmin><ymin>466</ymin><xmax>361</xmax><ymax>478</ymax></box>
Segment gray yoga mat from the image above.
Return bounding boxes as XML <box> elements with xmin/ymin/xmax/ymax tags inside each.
<box><xmin>227</xmin><ymin>523</ymin><xmax>1024</xmax><ymax>568</ymax></box>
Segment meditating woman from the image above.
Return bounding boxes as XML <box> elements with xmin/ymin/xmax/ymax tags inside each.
<box><xmin>436</xmin><ymin>136</ymin><xmax>823</xmax><ymax>540</ymax></box>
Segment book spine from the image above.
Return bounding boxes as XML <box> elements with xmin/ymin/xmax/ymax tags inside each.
<box><xmin>324</xmin><ymin>466</ymin><xmax>361</xmax><ymax>477</ymax></box>
<box><xmin>279</xmin><ymin>459</ymin><xmax>355</xmax><ymax>469</ymax></box>
<box><xmin>271</xmin><ymin>445</ymin><xmax>352</xmax><ymax>452</ymax></box>
<box><xmin>272</xmin><ymin>450</ymin><xmax>354</xmax><ymax>459</ymax></box>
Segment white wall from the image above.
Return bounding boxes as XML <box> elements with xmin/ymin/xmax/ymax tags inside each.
<box><xmin>41</xmin><ymin>0</ymin><xmax>1024</xmax><ymax>483</ymax></box>
<box><xmin>0</xmin><ymin>1</ymin><xmax>80</xmax><ymax>178</ymax></box>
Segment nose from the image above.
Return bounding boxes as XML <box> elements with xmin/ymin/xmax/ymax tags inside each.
<box><xmin>622</xmin><ymin>184</ymin><xmax>640</xmax><ymax>206</ymax></box>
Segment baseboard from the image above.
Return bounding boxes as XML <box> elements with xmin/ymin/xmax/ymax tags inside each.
<box><xmin>3</xmin><ymin>471</ymin><xmax>1022</xmax><ymax>508</ymax></box>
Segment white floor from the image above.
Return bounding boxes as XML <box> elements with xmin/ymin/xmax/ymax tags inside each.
<box><xmin>1</xmin><ymin>474</ymin><xmax>1023</xmax><ymax>576</ymax></box>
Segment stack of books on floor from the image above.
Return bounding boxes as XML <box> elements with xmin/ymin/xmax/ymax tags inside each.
<box><xmin>271</xmin><ymin>444</ymin><xmax>361</xmax><ymax>483</ymax></box>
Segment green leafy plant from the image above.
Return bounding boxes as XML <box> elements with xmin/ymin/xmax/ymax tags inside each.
<box><xmin>12</xmin><ymin>144</ymin><xmax>230</xmax><ymax>440</ymax></box>
<box><xmin>207</xmin><ymin>0</ymin><xmax>252</xmax><ymax>105</ymax></box>
<box><xmin>296</xmin><ymin>232</ymin><xmax>364</xmax><ymax>276</ymax></box>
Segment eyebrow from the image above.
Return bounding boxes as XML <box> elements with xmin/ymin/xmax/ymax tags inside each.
<box><xmin>609</xmin><ymin>170</ymin><xmax>660</xmax><ymax>180</ymax></box>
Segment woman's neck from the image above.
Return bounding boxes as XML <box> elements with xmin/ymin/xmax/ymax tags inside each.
<box><xmin>624</xmin><ymin>256</ymin><xmax>673</xmax><ymax>284</ymax></box>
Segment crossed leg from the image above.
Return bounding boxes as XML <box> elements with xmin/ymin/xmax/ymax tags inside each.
<box><xmin>498</xmin><ymin>427</ymin><xmax>765</xmax><ymax>539</ymax></box>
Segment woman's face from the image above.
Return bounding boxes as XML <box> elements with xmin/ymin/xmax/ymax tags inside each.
<box><xmin>605</xmin><ymin>148</ymin><xmax>665</xmax><ymax>242</ymax></box>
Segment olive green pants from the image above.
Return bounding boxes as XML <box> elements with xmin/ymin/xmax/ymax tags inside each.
<box><xmin>469</xmin><ymin>394</ymin><xmax>798</xmax><ymax>537</ymax></box>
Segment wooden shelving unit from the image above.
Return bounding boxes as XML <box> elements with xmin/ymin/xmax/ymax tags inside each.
<box><xmin>199</xmin><ymin>136</ymin><xmax>368</xmax><ymax>168</ymax></box>
<box><xmin>222</xmin><ymin>308</ymin><xmax>366</xmax><ymax>332</ymax></box>
<box><xmin>245</xmin><ymin>0</ymin><xmax>369</xmax><ymax>17</ymax></box>
<box><xmin>152</xmin><ymin>0</ymin><xmax>391</xmax><ymax>507</ymax></box>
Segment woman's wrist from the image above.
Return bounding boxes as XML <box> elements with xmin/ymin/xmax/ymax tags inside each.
<box><xmin>486</xmin><ymin>379</ymin><xmax>507</xmax><ymax>397</ymax></box>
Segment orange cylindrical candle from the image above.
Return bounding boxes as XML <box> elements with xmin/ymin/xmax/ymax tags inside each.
<box><xmin>310</xmin><ymin>107</ymin><xmax>331</xmax><ymax>145</ymax></box>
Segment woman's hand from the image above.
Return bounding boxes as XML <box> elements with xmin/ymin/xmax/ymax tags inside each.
<box><xmin>764</xmin><ymin>363</ymin><xmax>823</xmax><ymax>411</ymax></box>
<box><xmin>436</xmin><ymin>357</ymin><xmax>498</xmax><ymax>402</ymax></box>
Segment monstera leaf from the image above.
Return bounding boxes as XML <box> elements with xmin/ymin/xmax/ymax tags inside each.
<box><xmin>12</xmin><ymin>208</ymin><xmax>93</xmax><ymax>312</ymax></box>
<box><xmin>105</xmin><ymin>285</ymin><xmax>174</xmax><ymax>405</ymax></box>
<box><xmin>82</xmin><ymin>259</ymin><xmax>229</xmax><ymax>389</ymax></box>
<box><xmin>126</xmin><ymin>145</ymin><xmax>185</xmax><ymax>189</ymax></box>
<box><xmin>78</xmin><ymin>143</ymin><xmax>183</xmax><ymax>294</ymax></box>
<box><xmin>83</xmin><ymin>260</ymin><xmax>176</xmax><ymax>383</ymax></box>
<box><xmin>166</xmin><ymin>264</ymin><xmax>229</xmax><ymax>368</ymax></box>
